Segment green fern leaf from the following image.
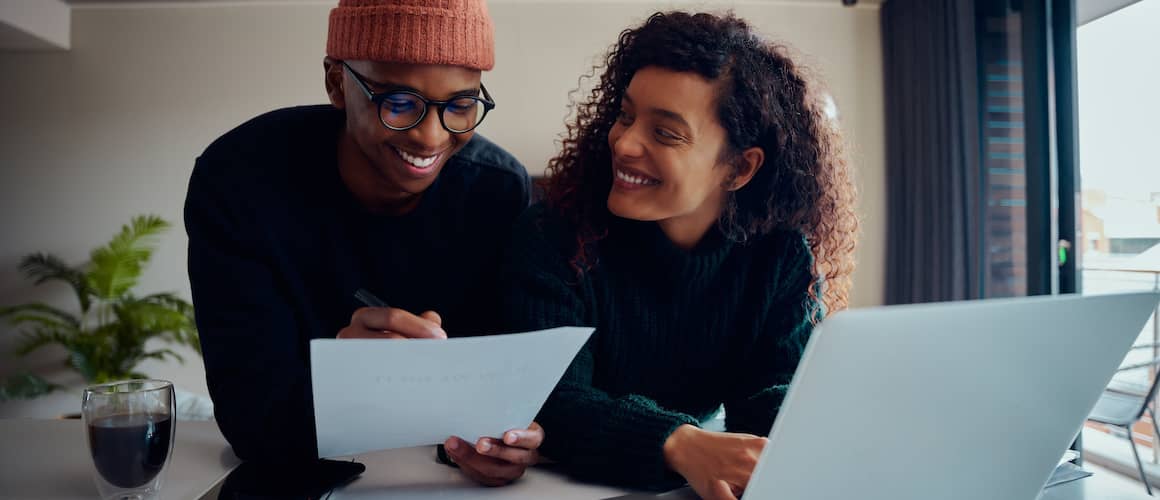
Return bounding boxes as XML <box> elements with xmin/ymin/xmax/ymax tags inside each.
<box><xmin>69</xmin><ymin>349</ymin><xmax>97</xmax><ymax>381</ymax></box>
<box><xmin>5</xmin><ymin>315</ymin><xmax>79</xmax><ymax>338</ymax></box>
<box><xmin>142</xmin><ymin>292</ymin><xmax>195</xmax><ymax>315</ymax></box>
<box><xmin>0</xmin><ymin>373</ymin><xmax>61</xmax><ymax>401</ymax></box>
<box><xmin>15</xmin><ymin>328</ymin><xmax>70</xmax><ymax>356</ymax></box>
<box><xmin>0</xmin><ymin>303</ymin><xmax>81</xmax><ymax>330</ymax></box>
<box><xmin>142</xmin><ymin>348</ymin><xmax>184</xmax><ymax>364</ymax></box>
<box><xmin>18</xmin><ymin>253</ymin><xmax>94</xmax><ymax>312</ymax></box>
<box><xmin>130</xmin><ymin>294</ymin><xmax>201</xmax><ymax>352</ymax></box>
<box><xmin>86</xmin><ymin>215</ymin><xmax>170</xmax><ymax>300</ymax></box>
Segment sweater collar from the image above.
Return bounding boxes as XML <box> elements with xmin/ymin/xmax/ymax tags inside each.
<box><xmin>607</xmin><ymin>215</ymin><xmax>735</xmax><ymax>285</ymax></box>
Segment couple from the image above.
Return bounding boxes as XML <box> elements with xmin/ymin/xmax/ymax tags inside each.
<box><xmin>185</xmin><ymin>0</ymin><xmax>857</xmax><ymax>499</ymax></box>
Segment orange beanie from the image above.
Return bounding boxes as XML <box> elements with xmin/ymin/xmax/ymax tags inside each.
<box><xmin>326</xmin><ymin>0</ymin><xmax>495</xmax><ymax>71</ymax></box>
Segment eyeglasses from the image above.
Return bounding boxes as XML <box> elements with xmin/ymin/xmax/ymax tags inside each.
<box><xmin>341</xmin><ymin>61</ymin><xmax>495</xmax><ymax>134</ymax></box>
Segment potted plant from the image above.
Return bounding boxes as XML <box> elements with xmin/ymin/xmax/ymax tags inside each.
<box><xmin>0</xmin><ymin>215</ymin><xmax>200</xmax><ymax>401</ymax></box>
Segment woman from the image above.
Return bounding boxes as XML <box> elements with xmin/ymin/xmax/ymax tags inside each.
<box><xmin>502</xmin><ymin>11</ymin><xmax>858</xmax><ymax>500</ymax></box>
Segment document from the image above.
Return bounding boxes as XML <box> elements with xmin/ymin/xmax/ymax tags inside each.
<box><xmin>310</xmin><ymin>327</ymin><xmax>594</xmax><ymax>457</ymax></box>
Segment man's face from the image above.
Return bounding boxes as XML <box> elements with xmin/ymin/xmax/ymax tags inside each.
<box><xmin>326</xmin><ymin>59</ymin><xmax>483</xmax><ymax>208</ymax></box>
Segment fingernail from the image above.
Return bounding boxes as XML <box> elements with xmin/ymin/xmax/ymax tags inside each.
<box><xmin>446</xmin><ymin>439</ymin><xmax>459</xmax><ymax>451</ymax></box>
<box><xmin>478</xmin><ymin>440</ymin><xmax>492</xmax><ymax>453</ymax></box>
<box><xmin>504</xmin><ymin>432</ymin><xmax>518</xmax><ymax>445</ymax></box>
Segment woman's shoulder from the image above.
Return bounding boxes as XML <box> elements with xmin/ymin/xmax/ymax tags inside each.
<box><xmin>753</xmin><ymin>228</ymin><xmax>812</xmax><ymax>262</ymax></box>
<box><xmin>748</xmin><ymin>228</ymin><xmax>815</xmax><ymax>286</ymax></box>
<box><xmin>509</xmin><ymin>202</ymin><xmax>581</xmax><ymax>263</ymax></box>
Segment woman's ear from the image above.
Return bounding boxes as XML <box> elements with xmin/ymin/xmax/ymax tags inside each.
<box><xmin>323</xmin><ymin>57</ymin><xmax>346</xmax><ymax>110</ymax></box>
<box><xmin>728</xmin><ymin>147</ymin><xmax>765</xmax><ymax>191</ymax></box>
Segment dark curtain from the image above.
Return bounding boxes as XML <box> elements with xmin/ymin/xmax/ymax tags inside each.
<box><xmin>882</xmin><ymin>0</ymin><xmax>983</xmax><ymax>304</ymax></box>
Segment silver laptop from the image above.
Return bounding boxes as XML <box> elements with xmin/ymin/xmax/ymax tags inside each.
<box><xmin>741</xmin><ymin>292</ymin><xmax>1160</xmax><ymax>500</ymax></box>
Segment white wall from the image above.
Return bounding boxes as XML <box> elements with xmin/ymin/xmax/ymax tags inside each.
<box><xmin>0</xmin><ymin>0</ymin><xmax>884</xmax><ymax>413</ymax></box>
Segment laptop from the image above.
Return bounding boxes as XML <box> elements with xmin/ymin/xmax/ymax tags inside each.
<box><xmin>737</xmin><ymin>292</ymin><xmax>1160</xmax><ymax>500</ymax></box>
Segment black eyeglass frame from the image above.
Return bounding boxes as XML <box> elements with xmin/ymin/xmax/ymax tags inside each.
<box><xmin>340</xmin><ymin>60</ymin><xmax>495</xmax><ymax>134</ymax></box>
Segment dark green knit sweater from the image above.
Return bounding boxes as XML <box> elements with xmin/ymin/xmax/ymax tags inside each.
<box><xmin>501</xmin><ymin>203</ymin><xmax>819</xmax><ymax>490</ymax></box>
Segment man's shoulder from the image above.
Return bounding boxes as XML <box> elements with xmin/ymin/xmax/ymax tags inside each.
<box><xmin>198</xmin><ymin>105</ymin><xmax>341</xmax><ymax>165</ymax></box>
<box><xmin>189</xmin><ymin>105</ymin><xmax>342</xmax><ymax>207</ymax></box>
<box><xmin>437</xmin><ymin>134</ymin><xmax>531</xmax><ymax>214</ymax></box>
<box><xmin>447</xmin><ymin>134</ymin><xmax>528</xmax><ymax>183</ymax></box>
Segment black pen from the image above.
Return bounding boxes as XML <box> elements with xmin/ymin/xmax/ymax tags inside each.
<box><xmin>353</xmin><ymin>288</ymin><xmax>389</xmax><ymax>308</ymax></box>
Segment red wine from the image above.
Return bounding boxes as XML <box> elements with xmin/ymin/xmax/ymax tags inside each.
<box><xmin>87</xmin><ymin>413</ymin><xmax>173</xmax><ymax>488</ymax></box>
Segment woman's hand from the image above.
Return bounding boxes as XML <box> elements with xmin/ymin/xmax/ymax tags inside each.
<box><xmin>444</xmin><ymin>422</ymin><xmax>545</xmax><ymax>486</ymax></box>
<box><xmin>663</xmin><ymin>424</ymin><xmax>767</xmax><ymax>500</ymax></box>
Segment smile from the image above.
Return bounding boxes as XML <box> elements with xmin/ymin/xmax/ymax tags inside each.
<box><xmin>393</xmin><ymin>146</ymin><xmax>440</xmax><ymax>169</ymax></box>
<box><xmin>614</xmin><ymin>168</ymin><xmax>661</xmax><ymax>186</ymax></box>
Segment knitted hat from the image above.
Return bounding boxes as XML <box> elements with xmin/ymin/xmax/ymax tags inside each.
<box><xmin>326</xmin><ymin>0</ymin><xmax>495</xmax><ymax>71</ymax></box>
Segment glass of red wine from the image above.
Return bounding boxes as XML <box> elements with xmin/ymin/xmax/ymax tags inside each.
<box><xmin>82</xmin><ymin>380</ymin><xmax>176</xmax><ymax>500</ymax></box>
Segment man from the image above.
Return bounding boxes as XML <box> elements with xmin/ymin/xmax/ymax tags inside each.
<box><xmin>185</xmin><ymin>0</ymin><xmax>539</xmax><ymax>487</ymax></box>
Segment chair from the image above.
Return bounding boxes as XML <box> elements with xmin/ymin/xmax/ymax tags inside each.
<box><xmin>1087</xmin><ymin>343</ymin><xmax>1160</xmax><ymax>496</ymax></box>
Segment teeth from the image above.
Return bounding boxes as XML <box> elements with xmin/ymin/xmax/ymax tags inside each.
<box><xmin>395</xmin><ymin>147</ymin><xmax>438</xmax><ymax>168</ymax></box>
<box><xmin>615</xmin><ymin>169</ymin><xmax>658</xmax><ymax>186</ymax></box>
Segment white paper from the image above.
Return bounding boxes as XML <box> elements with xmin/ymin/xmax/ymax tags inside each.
<box><xmin>310</xmin><ymin>327</ymin><xmax>594</xmax><ymax>458</ymax></box>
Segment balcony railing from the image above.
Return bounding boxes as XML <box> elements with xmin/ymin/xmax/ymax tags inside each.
<box><xmin>1082</xmin><ymin>265</ymin><xmax>1160</xmax><ymax>462</ymax></box>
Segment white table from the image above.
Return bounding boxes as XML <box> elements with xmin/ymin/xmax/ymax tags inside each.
<box><xmin>328</xmin><ymin>446</ymin><xmax>634</xmax><ymax>500</ymax></box>
<box><xmin>0</xmin><ymin>419</ymin><xmax>635</xmax><ymax>500</ymax></box>
<box><xmin>0</xmin><ymin>419</ymin><xmax>238</xmax><ymax>500</ymax></box>
<box><xmin>2</xmin><ymin>418</ymin><xmax>1150</xmax><ymax>500</ymax></box>
<box><xmin>330</xmin><ymin>449</ymin><xmax>1154</xmax><ymax>500</ymax></box>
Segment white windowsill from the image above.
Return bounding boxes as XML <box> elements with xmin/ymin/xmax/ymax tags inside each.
<box><xmin>1082</xmin><ymin>427</ymin><xmax>1160</xmax><ymax>488</ymax></box>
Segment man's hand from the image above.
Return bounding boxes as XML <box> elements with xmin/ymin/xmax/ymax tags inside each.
<box><xmin>663</xmin><ymin>424</ymin><xmax>767</xmax><ymax>500</ymax></box>
<box><xmin>444</xmin><ymin>422</ymin><xmax>544</xmax><ymax>486</ymax></box>
<box><xmin>337</xmin><ymin>307</ymin><xmax>447</xmax><ymax>339</ymax></box>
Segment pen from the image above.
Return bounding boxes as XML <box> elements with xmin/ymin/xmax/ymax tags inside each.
<box><xmin>353</xmin><ymin>288</ymin><xmax>389</xmax><ymax>308</ymax></box>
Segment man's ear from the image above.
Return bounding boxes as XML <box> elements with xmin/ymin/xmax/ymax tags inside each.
<box><xmin>323</xmin><ymin>57</ymin><xmax>346</xmax><ymax>110</ymax></box>
<box><xmin>727</xmin><ymin>146</ymin><xmax>765</xmax><ymax>191</ymax></box>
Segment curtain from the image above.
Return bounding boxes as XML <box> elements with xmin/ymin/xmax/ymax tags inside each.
<box><xmin>882</xmin><ymin>0</ymin><xmax>983</xmax><ymax>304</ymax></box>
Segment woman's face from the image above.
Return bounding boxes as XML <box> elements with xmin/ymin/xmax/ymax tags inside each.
<box><xmin>606</xmin><ymin>66</ymin><xmax>737</xmax><ymax>239</ymax></box>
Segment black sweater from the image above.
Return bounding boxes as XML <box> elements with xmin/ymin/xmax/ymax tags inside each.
<box><xmin>501</xmin><ymin>204</ymin><xmax>818</xmax><ymax>490</ymax></box>
<box><xmin>185</xmin><ymin>105</ymin><xmax>529</xmax><ymax>464</ymax></box>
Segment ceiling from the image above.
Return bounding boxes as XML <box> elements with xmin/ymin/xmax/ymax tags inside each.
<box><xmin>6</xmin><ymin>0</ymin><xmax>1131</xmax><ymax>52</ymax></box>
<box><xmin>1</xmin><ymin>0</ymin><xmax>879</xmax><ymax>51</ymax></box>
<box><xmin>1078</xmin><ymin>0</ymin><xmax>1143</xmax><ymax>24</ymax></box>
<box><xmin>60</xmin><ymin>0</ymin><xmax>1132</xmax><ymax>22</ymax></box>
<box><xmin>61</xmin><ymin>0</ymin><xmax>873</xmax><ymax>4</ymax></box>
<box><xmin>63</xmin><ymin>0</ymin><xmax>327</xmax><ymax>3</ymax></box>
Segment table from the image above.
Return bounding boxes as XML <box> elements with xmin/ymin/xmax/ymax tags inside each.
<box><xmin>2</xmin><ymin>418</ymin><xmax>1152</xmax><ymax>500</ymax></box>
<box><xmin>0</xmin><ymin>419</ymin><xmax>238</xmax><ymax>500</ymax></box>
<box><xmin>327</xmin><ymin>446</ymin><xmax>633</xmax><ymax>500</ymax></box>
<box><xmin>0</xmin><ymin>419</ymin><xmax>633</xmax><ymax>500</ymax></box>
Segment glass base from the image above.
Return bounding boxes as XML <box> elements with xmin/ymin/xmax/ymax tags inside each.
<box><xmin>94</xmin><ymin>473</ymin><xmax>165</xmax><ymax>500</ymax></box>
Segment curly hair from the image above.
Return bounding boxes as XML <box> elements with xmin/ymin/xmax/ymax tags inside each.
<box><xmin>543</xmin><ymin>11</ymin><xmax>859</xmax><ymax>313</ymax></box>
